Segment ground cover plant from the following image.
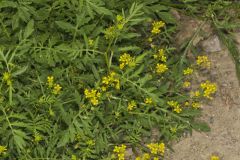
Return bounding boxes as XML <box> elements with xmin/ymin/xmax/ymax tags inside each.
<box><xmin>0</xmin><ymin>0</ymin><xmax>228</xmax><ymax>159</ymax></box>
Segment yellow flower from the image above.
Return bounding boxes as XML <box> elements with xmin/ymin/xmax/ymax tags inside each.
<box><xmin>119</xmin><ymin>53</ymin><xmax>135</xmax><ymax>69</ymax></box>
<box><xmin>154</xmin><ymin>49</ymin><xmax>167</xmax><ymax>62</ymax></box>
<box><xmin>47</xmin><ymin>76</ymin><xmax>54</xmax><ymax>87</ymax></box>
<box><xmin>147</xmin><ymin>143</ymin><xmax>158</xmax><ymax>154</ymax></box>
<box><xmin>183</xmin><ymin>81</ymin><xmax>191</xmax><ymax>88</ymax></box>
<box><xmin>211</xmin><ymin>155</ymin><xmax>220</xmax><ymax>160</ymax></box>
<box><xmin>144</xmin><ymin>98</ymin><xmax>153</xmax><ymax>104</ymax></box>
<box><xmin>192</xmin><ymin>102</ymin><xmax>200</xmax><ymax>109</ymax></box>
<box><xmin>113</xmin><ymin>144</ymin><xmax>126</xmax><ymax>160</ymax></box>
<box><xmin>101</xmin><ymin>72</ymin><xmax>120</xmax><ymax>91</ymax></box>
<box><xmin>170</xmin><ymin>127</ymin><xmax>177</xmax><ymax>133</ymax></box>
<box><xmin>101</xmin><ymin>86</ymin><xmax>107</xmax><ymax>91</ymax></box>
<box><xmin>142</xmin><ymin>153</ymin><xmax>150</xmax><ymax>160</ymax></box>
<box><xmin>197</xmin><ymin>55</ymin><xmax>211</xmax><ymax>68</ymax></box>
<box><xmin>158</xmin><ymin>142</ymin><xmax>165</xmax><ymax>155</ymax></box>
<box><xmin>128</xmin><ymin>100</ymin><xmax>137</xmax><ymax>111</ymax></box>
<box><xmin>183</xmin><ymin>68</ymin><xmax>193</xmax><ymax>75</ymax></box>
<box><xmin>84</xmin><ymin>89</ymin><xmax>101</xmax><ymax>106</ymax></box>
<box><xmin>151</xmin><ymin>21</ymin><xmax>165</xmax><ymax>34</ymax></box>
<box><xmin>184</xmin><ymin>101</ymin><xmax>190</xmax><ymax>106</ymax></box>
<box><xmin>3</xmin><ymin>72</ymin><xmax>11</xmax><ymax>81</ymax></box>
<box><xmin>147</xmin><ymin>142</ymin><xmax>165</xmax><ymax>155</ymax></box>
<box><xmin>3</xmin><ymin>72</ymin><xmax>12</xmax><ymax>85</ymax></box>
<box><xmin>173</xmin><ymin>106</ymin><xmax>182</xmax><ymax>113</ymax></box>
<box><xmin>0</xmin><ymin>145</ymin><xmax>7</xmax><ymax>155</ymax></box>
<box><xmin>167</xmin><ymin>101</ymin><xmax>179</xmax><ymax>108</ymax></box>
<box><xmin>135</xmin><ymin>157</ymin><xmax>141</xmax><ymax>160</ymax></box>
<box><xmin>147</xmin><ymin>37</ymin><xmax>153</xmax><ymax>42</ymax></box>
<box><xmin>115</xmin><ymin>79</ymin><xmax>120</xmax><ymax>90</ymax></box>
<box><xmin>194</xmin><ymin>90</ymin><xmax>201</xmax><ymax>97</ymax></box>
<box><xmin>52</xmin><ymin>84</ymin><xmax>62</xmax><ymax>95</ymax></box>
<box><xmin>156</xmin><ymin>63</ymin><xmax>168</xmax><ymax>74</ymax></box>
<box><xmin>168</xmin><ymin>101</ymin><xmax>182</xmax><ymax>113</ymax></box>
<box><xmin>153</xmin><ymin>157</ymin><xmax>159</xmax><ymax>160</ymax></box>
<box><xmin>200</xmin><ymin>81</ymin><xmax>217</xmax><ymax>99</ymax></box>
<box><xmin>102</xmin><ymin>76</ymin><xmax>110</xmax><ymax>85</ymax></box>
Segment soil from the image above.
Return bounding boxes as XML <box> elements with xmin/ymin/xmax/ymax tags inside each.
<box><xmin>165</xmin><ymin>15</ymin><xmax>240</xmax><ymax>160</ymax></box>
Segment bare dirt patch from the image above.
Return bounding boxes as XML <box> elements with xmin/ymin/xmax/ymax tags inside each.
<box><xmin>166</xmin><ymin>14</ymin><xmax>240</xmax><ymax>160</ymax></box>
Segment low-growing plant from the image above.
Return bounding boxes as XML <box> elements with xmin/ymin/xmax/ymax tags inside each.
<box><xmin>0</xmin><ymin>0</ymin><xmax>218</xmax><ymax>159</ymax></box>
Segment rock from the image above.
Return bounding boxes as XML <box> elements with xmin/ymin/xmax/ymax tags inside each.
<box><xmin>233</xmin><ymin>32</ymin><xmax>240</xmax><ymax>44</ymax></box>
<box><xmin>125</xmin><ymin>147</ymin><xmax>135</xmax><ymax>159</ymax></box>
<box><xmin>174</xmin><ymin>16</ymin><xmax>212</xmax><ymax>47</ymax></box>
<box><xmin>199</xmin><ymin>35</ymin><xmax>222</xmax><ymax>53</ymax></box>
<box><xmin>175</xmin><ymin>18</ymin><xmax>201</xmax><ymax>46</ymax></box>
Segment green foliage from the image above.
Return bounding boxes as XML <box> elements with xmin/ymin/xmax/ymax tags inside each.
<box><xmin>0</xmin><ymin>0</ymin><xmax>216</xmax><ymax>159</ymax></box>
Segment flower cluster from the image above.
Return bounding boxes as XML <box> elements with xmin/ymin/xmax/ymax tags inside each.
<box><xmin>167</xmin><ymin>101</ymin><xmax>182</xmax><ymax>113</ymax></box>
<box><xmin>183</xmin><ymin>67</ymin><xmax>193</xmax><ymax>75</ymax></box>
<box><xmin>211</xmin><ymin>155</ymin><xmax>220</xmax><ymax>160</ymax></box>
<box><xmin>84</xmin><ymin>89</ymin><xmax>101</xmax><ymax>105</ymax></box>
<box><xmin>119</xmin><ymin>53</ymin><xmax>135</xmax><ymax>69</ymax></box>
<box><xmin>47</xmin><ymin>76</ymin><xmax>62</xmax><ymax>95</ymax></box>
<box><xmin>0</xmin><ymin>145</ymin><xmax>7</xmax><ymax>155</ymax></box>
<box><xmin>183</xmin><ymin>81</ymin><xmax>191</xmax><ymax>88</ymax></box>
<box><xmin>197</xmin><ymin>55</ymin><xmax>211</xmax><ymax>68</ymax></box>
<box><xmin>151</xmin><ymin>21</ymin><xmax>165</xmax><ymax>34</ymax></box>
<box><xmin>156</xmin><ymin>63</ymin><xmax>168</xmax><ymax>74</ymax></box>
<box><xmin>144</xmin><ymin>98</ymin><xmax>153</xmax><ymax>104</ymax></box>
<box><xmin>135</xmin><ymin>153</ymin><xmax>150</xmax><ymax>160</ymax></box>
<box><xmin>2</xmin><ymin>72</ymin><xmax>12</xmax><ymax>86</ymax></box>
<box><xmin>113</xmin><ymin>144</ymin><xmax>126</xmax><ymax>160</ymax></box>
<box><xmin>146</xmin><ymin>142</ymin><xmax>165</xmax><ymax>156</ymax></box>
<box><xmin>101</xmin><ymin>72</ymin><xmax>120</xmax><ymax>91</ymax></box>
<box><xmin>153</xmin><ymin>49</ymin><xmax>167</xmax><ymax>62</ymax></box>
<box><xmin>200</xmin><ymin>81</ymin><xmax>217</xmax><ymax>99</ymax></box>
<box><xmin>192</xmin><ymin>102</ymin><xmax>200</xmax><ymax>109</ymax></box>
<box><xmin>127</xmin><ymin>100</ymin><xmax>137</xmax><ymax>111</ymax></box>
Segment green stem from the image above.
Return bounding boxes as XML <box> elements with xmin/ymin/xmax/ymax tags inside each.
<box><xmin>179</xmin><ymin>21</ymin><xmax>206</xmax><ymax>66</ymax></box>
<box><xmin>1</xmin><ymin>106</ymin><xmax>15</xmax><ymax>136</ymax></box>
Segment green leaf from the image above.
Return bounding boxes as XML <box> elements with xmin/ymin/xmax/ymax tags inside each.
<box><xmin>55</xmin><ymin>21</ymin><xmax>75</xmax><ymax>31</ymax></box>
<box><xmin>24</xmin><ymin>20</ymin><xmax>34</xmax><ymax>39</ymax></box>
<box><xmin>191</xmin><ymin>121</ymin><xmax>210</xmax><ymax>132</ymax></box>
<box><xmin>158</xmin><ymin>12</ymin><xmax>176</xmax><ymax>24</ymax></box>
<box><xmin>118</xmin><ymin>46</ymin><xmax>141</xmax><ymax>52</ymax></box>
<box><xmin>12</xmin><ymin>66</ymin><xmax>28</xmax><ymax>77</ymax></box>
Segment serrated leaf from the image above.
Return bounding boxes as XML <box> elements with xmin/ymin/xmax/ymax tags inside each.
<box><xmin>55</xmin><ymin>21</ymin><xmax>75</xmax><ymax>31</ymax></box>
<box><xmin>12</xmin><ymin>66</ymin><xmax>28</xmax><ymax>77</ymax></box>
<box><xmin>158</xmin><ymin>12</ymin><xmax>176</xmax><ymax>24</ymax></box>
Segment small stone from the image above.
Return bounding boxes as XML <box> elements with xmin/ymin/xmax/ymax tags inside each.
<box><xmin>200</xmin><ymin>35</ymin><xmax>222</xmax><ymax>53</ymax></box>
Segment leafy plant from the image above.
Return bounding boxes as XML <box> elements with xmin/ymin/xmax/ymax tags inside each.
<box><xmin>0</xmin><ymin>0</ymin><xmax>218</xmax><ymax>159</ymax></box>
